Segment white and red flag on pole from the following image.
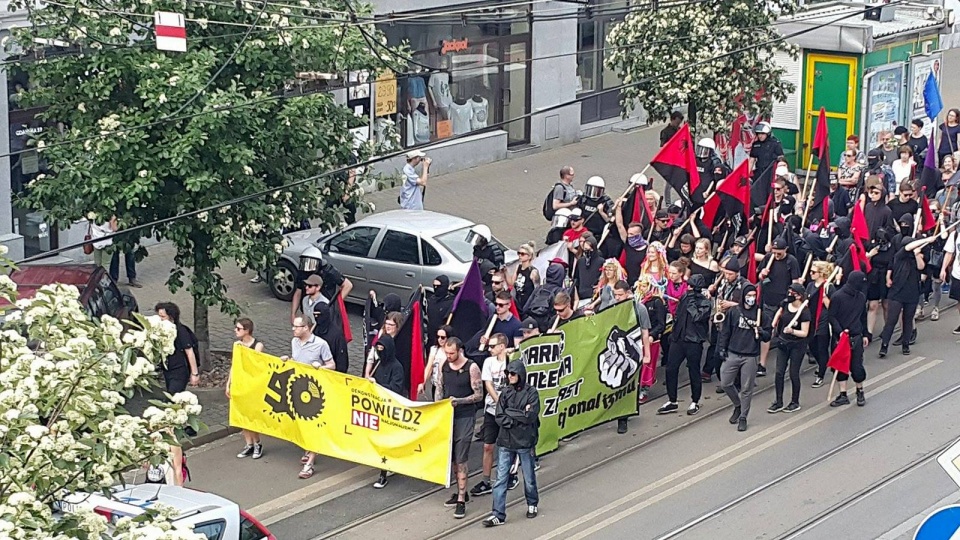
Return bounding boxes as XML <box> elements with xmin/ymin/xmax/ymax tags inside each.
<box><xmin>155</xmin><ymin>11</ymin><xmax>186</xmax><ymax>52</ymax></box>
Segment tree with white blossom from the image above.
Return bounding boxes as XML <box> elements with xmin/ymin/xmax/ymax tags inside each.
<box><xmin>605</xmin><ymin>0</ymin><xmax>799</xmax><ymax>132</ymax></box>
<box><xmin>0</xmin><ymin>251</ymin><xmax>205</xmax><ymax>538</ymax></box>
<box><xmin>9</xmin><ymin>0</ymin><xmax>403</xmax><ymax>363</ymax></box>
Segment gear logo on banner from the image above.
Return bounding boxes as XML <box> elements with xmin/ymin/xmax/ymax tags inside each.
<box><xmin>263</xmin><ymin>362</ymin><xmax>326</xmax><ymax>424</ymax></box>
<box><xmin>597</xmin><ymin>326</ymin><xmax>642</xmax><ymax>390</ymax></box>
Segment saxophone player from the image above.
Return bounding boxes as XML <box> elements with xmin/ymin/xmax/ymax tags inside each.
<box><xmin>704</xmin><ymin>258</ymin><xmax>750</xmax><ymax>392</ymax></box>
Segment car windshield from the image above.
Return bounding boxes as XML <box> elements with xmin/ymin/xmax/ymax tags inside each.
<box><xmin>434</xmin><ymin>227</ymin><xmax>475</xmax><ymax>263</ymax></box>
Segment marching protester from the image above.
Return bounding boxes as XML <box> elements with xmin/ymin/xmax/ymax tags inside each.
<box><xmin>940</xmin><ymin>226</ymin><xmax>960</xmax><ymax>332</ymax></box>
<box><xmin>611</xmin><ymin>280</ymin><xmax>651</xmax><ymax>434</ymax></box>
<box><xmin>312</xmin><ymin>303</ymin><xmax>349</xmax><ymax>374</ymax></box>
<box><xmin>471</xmin><ymin>333</ymin><xmax>518</xmax><ymax>497</ymax></box>
<box><xmin>635</xmin><ymin>274</ymin><xmax>667</xmax><ymax>404</ymax></box>
<box><xmin>573</xmin><ymin>235</ymin><xmax>603</xmax><ymax>308</ymax></box>
<box><xmin>717</xmin><ymin>284</ymin><xmax>770</xmax><ymax>431</ymax></box>
<box><xmin>658</xmin><ymin>273</ymin><xmax>711</xmax><ymax>416</ymax></box>
<box><xmin>284</xmin><ymin>315</ymin><xmax>335</xmax><ymax>480</ymax></box>
<box><xmin>879</xmin><ymin>231</ymin><xmax>926</xmax><ymax>357</ymax></box>
<box><xmin>706</xmin><ymin>258</ymin><xmax>749</xmax><ymax>390</ymax></box>
<box><xmin>290</xmin><ymin>253</ymin><xmax>352</xmax><ymax>325</ymax></box>
<box><xmin>364</xmin><ymin>312</ymin><xmax>403</xmax><ymax>378</ymax></box>
<box><xmin>427</xmin><ymin>275</ymin><xmax>455</xmax><ymax>340</ymax></box>
<box><xmin>509</xmin><ymin>242</ymin><xmax>540</xmax><ymax>311</ymax></box>
<box><xmin>419</xmin><ymin>325</ymin><xmax>454</xmax><ymax>401</ymax></box>
<box><xmin>436</xmin><ymin>337</ymin><xmax>483</xmax><ymax>519</ymax></box>
<box><xmin>828</xmin><ymin>271</ymin><xmax>870</xmax><ymax>407</ymax></box>
<box><xmin>768</xmin><ymin>284</ymin><xmax>811</xmax><ymax>413</ymax></box>
<box><xmin>806</xmin><ymin>261</ymin><xmax>836</xmax><ymax>388</ymax></box>
<box><xmin>482</xmin><ymin>359</ymin><xmax>541</xmax><ymax>527</ymax></box>
<box><xmin>227</xmin><ymin>318</ymin><xmax>264</xmax><ymax>460</ymax></box>
<box><xmin>369</xmin><ymin>335</ymin><xmax>406</xmax><ymax>489</ymax></box>
<box><xmin>757</xmin><ymin>237</ymin><xmax>802</xmax><ymax>377</ymax></box>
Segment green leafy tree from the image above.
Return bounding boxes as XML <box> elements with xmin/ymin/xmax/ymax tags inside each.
<box><xmin>605</xmin><ymin>0</ymin><xmax>799</xmax><ymax>132</ymax></box>
<box><xmin>10</xmin><ymin>0</ymin><xmax>402</xmax><ymax>366</ymax></box>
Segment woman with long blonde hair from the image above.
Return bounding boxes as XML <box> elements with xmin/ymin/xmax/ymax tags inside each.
<box><xmin>640</xmin><ymin>241</ymin><xmax>668</xmax><ymax>282</ymax></box>
<box><xmin>591</xmin><ymin>259</ymin><xmax>627</xmax><ymax>312</ymax></box>
<box><xmin>806</xmin><ymin>260</ymin><xmax>836</xmax><ymax>388</ymax></box>
<box><xmin>635</xmin><ymin>274</ymin><xmax>667</xmax><ymax>403</ymax></box>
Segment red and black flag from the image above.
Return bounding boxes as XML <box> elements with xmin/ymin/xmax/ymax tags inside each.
<box><xmin>809</xmin><ymin>108</ymin><xmax>833</xmax><ymax>224</ymax></box>
<box><xmin>394</xmin><ymin>288</ymin><xmax>427</xmax><ymax>400</ymax></box>
<box><xmin>449</xmin><ymin>260</ymin><xmax>490</xmax><ymax>344</ymax></box>
<box><xmin>703</xmin><ymin>160</ymin><xmax>752</xmax><ymax>227</ymax></box>
<box><xmin>920</xmin><ymin>188</ymin><xmax>937</xmax><ymax>232</ymax></box>
<box><xmin>750</xmin><ymin>159</ymin><xmax>777</xmax><ymax>211</ymax></box>
<box><xmin>335</xmin><ymin>294</ymin><xmax>352</xmax><ymax>343</ymax></box>
<box><xmin>651</xmin><ymin>124</ymin><xmax>700</xmax><ymax>206</ymax></box>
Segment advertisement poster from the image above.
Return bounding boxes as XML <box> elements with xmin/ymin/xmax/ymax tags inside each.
<box><xmin>515</xmin><ymin>302</ymin><xmax>642</xmax><ymax>455</ymax></box>
<box><xmin>230</xmin><ymin>345</ymin><xmax>453</xmax><ymax>486</ymax></box>
<box><xmin>866</xmin><ymin>64</ymin><xmax>904</xmax><ymax>152</ymax></box>
<box><xmin>908</xmin><ymin>55</ymin><xmax>943</xmax><ymax>136</ymax></box>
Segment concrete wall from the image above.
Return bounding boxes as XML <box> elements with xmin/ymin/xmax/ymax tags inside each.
<box><xmin>529</xmin><ymin>1</ymin><xmax>580</xmax><ymax>150</ymax></box>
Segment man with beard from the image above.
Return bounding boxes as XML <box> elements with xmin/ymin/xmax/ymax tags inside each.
<box><xmin>829</xmin><ymin>271</ymin><xmax>870</xmax><ymax>407</ymax></box>
<box><xmin>717</xmin><ymin>284</ymin><xmax>770</xmax><ymax>431</ymax></box>
<box><xmin>657</xmin><ymin>274</ymin><xmax>711</xmax><ymax>416</ymax></box>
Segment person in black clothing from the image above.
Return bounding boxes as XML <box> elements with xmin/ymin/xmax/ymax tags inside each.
<box><xmin>511</xmin><ymin>243</ymin><xmax>540</xmax><ymax>312</ymax></box>
<box><xmin>806</xmin><ymin>261</ymin><xmax>837</xmax><ymax>388</ymax></box>
<box><xmin>704</xmin><ymin>257</ymin><xmax>749</xmax><ymax>389</ymax></box>
<box><xmin>660</xmin><ymin>111</ymin><xmax>684</xmax><ymax>146</ymax></box>
<box><xmin>864</xmin><ymin>226</ymin><xmax>894</xmax><ymax>337</ymax></box>
<box><xmin>154</xmin><ymin>302</ymin><xmax>199</xmax><ymax>393</ymax></box>
<box><xmin>573</xmin><ymin>235</ymin><xmax>603</xmax><ymax>307</ymax></box>
<box><xmin>829</xmin><ymin>271</ymin><xmax>869</xmax><ymax>407</ymax></box>
<box><xmin>471</xmin><ymin>225</ymin><xmax>505</xmax><ymax>270</ymax></box>
<box><xmin>291</xmin><ymin>254</ymin><xmax>352</xmax><ymax>324</ymax></box>
<box><xmin>523</xmin><ymin>262</ymin><xmax>566</xmax><ymax>332</ymax></box>
<box><xmin>829</xmin><ymin>176</ymin><xmax>852</xmax><ymax>217</ymax></box>
<box><xmin>749</xmin><ymin>122</ymin><xmax>784</xmax><ymax>182</ymax></box>
<box><xmin>717</xmin><ymin>283</ymin><xmax>770</xmax><ymax>431</ymax></box>
<box><xmin>369</xmin><ymin>335</ymin><xmax>406</xmax><ymax>489</ymax></box>
<box><xmin>878</xmin><ymin>235</ymin><xmax>926</xmax><ymax>357</ymax></box>
<box><xmin>907</xmin><ymin>118</ymin><xmax>929</xmax><ymax>162</ymax></box>
<box><xmin>437</xmin><ymin>337</ymin><xmax>483</xmax><ymax>519</ymax></box>
<box><xmin>657</xmin><ymin>273</ymin><xmax>711</xmax><ymax>416</ymax></box>
<box><xmin>427</xmin><ymin>275</ymin><xmax>455</xmax><ymax>341</ymax></box>
<box><xmin>757</xmin><ymin>237</ymin><xmax>801</xmax><ymax>376</ymax></box>
<box><xmin>887</xmin><ymin>181</ymin><xmax>920</xmax><ymax>235</ymax></box>
<box><xmin>768</xmin><ymin>284</ymin><xmax>811</xmax><ymax>413</ymax></box>
<box><xmin>312</xmin><ymin>302</ymin><xmax>349</xmax><ymax>373</ymax></box>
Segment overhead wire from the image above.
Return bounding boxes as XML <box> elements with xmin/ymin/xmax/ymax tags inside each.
<box><xmin>15</xmin><ymin>0</ymin><xmax>907</xmax><ymax>264</ymax></box>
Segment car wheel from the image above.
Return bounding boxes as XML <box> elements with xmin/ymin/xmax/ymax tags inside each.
<box><xmin>270</xmin><ymin>259</ymin><xmax>298</xmax><ymax>302</ymax></box>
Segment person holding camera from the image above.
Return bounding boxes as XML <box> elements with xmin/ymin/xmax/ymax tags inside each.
<box><xmin>400</xmin><ymin>150</ymin><xmax>431</xmax><ymax>210</ymax></box>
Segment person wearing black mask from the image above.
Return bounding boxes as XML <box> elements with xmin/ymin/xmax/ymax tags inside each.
<box><xmin>757</xmin><ymin>237</ymin><xmax>801</xmax><ymax>376</ymax></box>
<box><xmin>829</xmin><ymin>217</ymin><xmax>856</xmax><ymax>278</ymax></box>
<box><xmin>312</xmin><ymin>302</ymin><xmax>349</xmax><ymax>373</ymax></box>
<box><xmin>573</xmin><ymin>234</ymin><xmax>603</xmax><ymax>308</ymax></box>
<box><xmin>878</xmin><ymin>233</ymin><xmax>925</xmax><ymax>357</ymax></box>
<box><xmin>864</xmin><ymin>226</ymin><xmax>894</xmax><ymax>339</ymax></box>
<box><xmin>768</xmin><ymin>284</ymin><xmax>811</xmax><ymax>414</ymax></box>
<box><xmin>369</xmin><ymin>335</ymin><xmax>406</xmax><ymax>489</ymax></box>
<box><xmin>828</xmin><ymin>271</ymin><xmax>869</xmax><ymax>407</ymax></box>
<box><xmin>860</xmin><ymin>149</ymin><xmax>896</xmax><ymax>198</ymax></box>
<box><xmin>658</xmin><ymin>274</ymin><xmax>711</xmax><ymax>416</ymax></box>
<box><xmin>427</xmin><ymin>275</ymin><xmax>455</xmax><ymax>340</ymax></box>
<box><xmin>717</xmin><ymin>283</ymin><xmax>770</xmax><ymax>431</ymax></box>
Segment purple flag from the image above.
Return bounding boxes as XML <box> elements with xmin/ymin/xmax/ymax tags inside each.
<box><xmin>449</xmin><ymin>260</ymin><xmax>488</xmax><ymax>342</ymax></box>
<box><xmin>920</xmin><ymin>130</ymin><xmax>941</xmax><ymax>197</ymax></box>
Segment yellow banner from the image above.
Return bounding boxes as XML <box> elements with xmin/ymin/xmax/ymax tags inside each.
<box><xmin>229</xmin><ymin>345</ymin><xmax>453</xmax><ymax>485</ymax></box>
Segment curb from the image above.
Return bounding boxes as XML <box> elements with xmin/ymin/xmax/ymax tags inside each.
<box><xmin>182</xmin><ymin>424</ymin><xmax>240</xmax><ymax>450</ymax></box>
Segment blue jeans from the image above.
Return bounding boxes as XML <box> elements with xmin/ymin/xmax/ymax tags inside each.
<box><xmin>492</xmin><ymin>447</ymin><xmax>538</xmax><ymax>520</ymax></box>
<box><xmin>110</xmin><ymin>249</ymin><xmax>136</xmax><ymax>281</ymax></box>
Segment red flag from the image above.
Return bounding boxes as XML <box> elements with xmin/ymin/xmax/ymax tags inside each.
<box><xmin>826</xmin><ymin>331</ymin><xmax>852</xmax><ymax>375</ymax></box>
<box><xmin>701</xmin><ymin>196</ymin><xmax>722</xmax><ymax>229</ymax></box>
<box><xmin>336</xmin><ymin>294</ymin><xmax>352</xmax><ymax>343</ymax></box>
<box><xmin>407</xmin><ymin>296</ymin><xmax>424</xmax><ymax>399</ymax></box>
<box><xmin>651</xmin><ymin>124</ymin><xmax>700</xmax><ymax>205</ymax></box>
<box><xmin>850</xmin><ymin>229</ymin><xmax>872</xmax><ymax>272</ymax></box>
<box><xmin>631</xmin><ymin>186</ymin><xmax>643</xmax><ymax>223</ymax></box>
<box><xmin>718</xmin><ymin>160</ymin><xmax>752</xmax><ymax>219</ymax></box>
<box><xmin>812</xmin><ymin>107</ymin><xmax>828</xmax><ymax>157</ymax></box>
<box><xmin>920</xmin><ymin>187</ymin><xmax>937</xmax><ymax>232</ymax></box>
<box><xmin>509</xmin><ymin>297</ymin><xmax>520</xmax><ymax>319</ymax></box>
<box><xmin>747</xmin><ymin>241</ymin><xmax>758</xmax><ymax>284</ymax></box>
<box><xmin>851</xmin><ymin>203</ymin><xmax>870</xmax><ymax>241</ymax></box>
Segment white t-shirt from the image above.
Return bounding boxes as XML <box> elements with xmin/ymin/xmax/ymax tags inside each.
<box><xmin>481</xmin><ymin>356</ymin><xmax>507</xmax><ymax>416</ymax></box>
<box><xmin>945</xmin><ymin>231</ymin><xmax>960</xmax><ymax>280</ymax></box>
<box><xmin>470</xmin><ymin>97</ymin><xmax>488</xmax><ymax>130</ymax></box>
<box><xmin>413</xmin><ymin>109</ymin><xmax>430</xmax><ymax>143</ymax></box>
<box><xmin>450</xmin><ymin>101</ymin><xmax>472</xmax><ymax>135</ymax></box>
<box><xmin>90</xmin><ymin>221</ymin><xmax>113</xmax><ymax>250</ymax></box>
<box><xmin>891</xmin><ymin>159</ymin><xmax>915</xmax><ymax>186</ymax></box>
<box><xmin>428</xmin><ymin>73</ymin><xmax>453</xmax><ymax>110</ymax></box>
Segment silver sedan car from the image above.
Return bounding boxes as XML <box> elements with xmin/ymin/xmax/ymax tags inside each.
<box><xmin>269</xmin><ymin>210</ymin><xmax>517</xmax><ymax>303</ymax></box>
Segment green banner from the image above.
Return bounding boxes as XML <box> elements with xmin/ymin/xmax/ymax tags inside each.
<box><xmin>516</xmin><ymin>301</ymin><xmax>642</xmax><ymax>455</ymax></box>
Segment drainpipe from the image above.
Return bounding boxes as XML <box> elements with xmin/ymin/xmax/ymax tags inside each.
<box><xmin>859</xmin><ymin>70</ymin><xmax>877</xmax><ymax>149</ymax></box>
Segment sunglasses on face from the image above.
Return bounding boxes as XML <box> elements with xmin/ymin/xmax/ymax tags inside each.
<box><xmin>496</xmin><ymin>302</ymin><xmax>510</xmax><ymax>307</ymax></box>
<box><xmin>437</xmin><ymin>334</ymin><xmax>447</xmax><ymax>339</ymax></box>
<box><xmin>554</xmin><ymin>306</ymin><xmax>566</xmax><ymax>313</ymax></box>
<box><xmin>492</xmin><ymin>280</ymin><xmax>503</xmax><ymax>285</ymax></box>
<box><xmin>235</xmin><ymin>326</ymin><xmax>245</xmax><ymax>331</ymax></box>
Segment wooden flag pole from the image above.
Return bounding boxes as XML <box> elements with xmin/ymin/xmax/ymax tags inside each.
<box><xmin>477</xmin><ymin>314</ymin><xmax>498</xmax><ymax>352</ymax></box>
<box><xmin>913</xmin><ymin>206</ymin><xmax>922</xmax><ymax>238</ymax></box>
<box><xmin>799</xmin><ymin>154</ymin><xmax>816</xmax><ymax>203</ymax></box>
<box><xmin>549</xmin><ymin>315</ymin><xmax>560</xmax><ymax>333</ymax></box>
<box><xmin>802</xmin><ymin>252</ymin><xmax>814</xmax><ymax>280</ymax></box>
<box><xmin>767</xmin><ymin>208</ymin><xmax>776</xmax><ymax>248</ymax></box>
<box><xmin>826</xmin><ymin>369</ymin><xmax>840</xmax><ymax>404</ymax></box>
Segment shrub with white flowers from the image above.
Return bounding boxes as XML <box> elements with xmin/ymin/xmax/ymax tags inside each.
<box><xmin>0</xmin><ymin>264</ymin><xmax>204</xmax><ymax>539</ymax></box>
<box><xmin>605</xmin><ymin>0</ymin><xmax>799</xmax><ymax>132</ymax></box>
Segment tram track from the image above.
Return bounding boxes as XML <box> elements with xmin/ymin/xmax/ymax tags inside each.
<box><xmin>651</xmin><ymin>380</ymin><xmax>960</xmax><ymax>540</ymax></box>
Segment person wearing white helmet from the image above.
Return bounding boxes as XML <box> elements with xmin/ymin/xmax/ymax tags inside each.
<box><xmin>468</xmin><ymin>224</ymin><xmax>504</xmax><ymax>269</ymax></box>
<box><xmin>546</xmin><ymin>207</ymin><xmax>573</xmax><ymax>245</ymax></box>
<box><xmin>580</xmin><ymin>175</ymin><xmax>614</xmax><ymax>239</ymax></box>
<box><xmin>749</xmin><ymin>122</ymin><xmax>784</xmax><ymax>182</ymax></box>
<box><xmin>695</xmin><ymin>137</ymin><xmax>730</xmax><ymax>204</ymax></box>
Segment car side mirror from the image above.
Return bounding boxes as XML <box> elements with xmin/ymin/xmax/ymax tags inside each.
<box><xmin>320</xmin><ymin>240</ymin><xmax>330</xmax><ymax>254</ymax></box>
<box><xmin>122</xmin><ymin>294</ymin><xmax>138</xmax><ymax>311</ymax></box>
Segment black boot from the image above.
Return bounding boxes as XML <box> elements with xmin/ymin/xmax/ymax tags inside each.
<box><xmin>729</xmin><ymin>406</ymin><xmax>741</xmax><ymax>425</ymax></box>
<box><xmin>878</xmin><ymin>343</ymin><xmax>888</xmax><ymax>358</ymax></box>
<box><xmin>856</xmin><ymin>388</ymin><xmax>866</xmax><ymax>406</ymax></box>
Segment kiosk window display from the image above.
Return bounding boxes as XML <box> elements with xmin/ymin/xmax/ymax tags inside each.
<box><xmin>377</xmin><ymin>18</ymin><xmax>530</xmax><ymax>147</ymax></box>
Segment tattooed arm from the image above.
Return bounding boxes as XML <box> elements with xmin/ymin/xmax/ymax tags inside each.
<box><xmin>451</xmin><ymin>361</ymin><xmax>483</xmax><ymax>406</ymax></box>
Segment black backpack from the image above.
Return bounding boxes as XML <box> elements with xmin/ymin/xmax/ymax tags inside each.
<box><xmin>542</xmin><ymin>183</ymin><xmax>564</xmax><ymax>221</ymax></box>
<box><xmin>523</xmin><ymin>286</ymin><xmax>555</xmax><ymax>320</ymax></box>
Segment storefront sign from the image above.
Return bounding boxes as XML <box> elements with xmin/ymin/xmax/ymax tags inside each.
<box><xmin>908</xmin><ymin>54</ymin><xmax>942</xmax><ymax>136</ymax></box>
<box><xmin>440</xmin><ymin>38</ymin><xmax>468</xmax><ymax>55</ymax></box>
<box><xmin>865</xmin><ymin>64</ymin><xmax>904</xmax><ymax>151</ymax></box>
<box><xmin>374</xmin><ymin>71</ymin><xmax>397</xmax><ymax>117</ymax></box>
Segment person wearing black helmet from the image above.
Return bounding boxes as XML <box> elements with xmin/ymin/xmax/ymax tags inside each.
<box><xmin>657</xmin><ymin>273</ymin><xmax>711</xmax><ymax>416</ymax></box>
<box><xmin>768</xmin><ymin>284</ymin><xmax>811</xmax><ymax>414</ymax></box>
<box><xmin>828</xmin><ymin>271</ymin><xmax>870</xmax><ymax>407</ymax></box>
<box><xmin>749</xmin><ymin>122</ymin><xmax>784</xmax><ymax>182</ymax></box>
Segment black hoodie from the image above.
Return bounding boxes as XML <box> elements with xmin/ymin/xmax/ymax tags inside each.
<box><xmin>718</xmin><ymin>284</ymin><xmax>771</xmax><ymax>356</ymax></box>
<box><xmin>312</xmin><ymin>303</ymin><xmax>349</xmax><ymax>373</ymax></box>
<box><xmin>829</xmin><ymin>271</ymin><xmax>869</xmax><ymax>338</ymax></box>
<box><xmin>495</xmin><ymin>359</ymin><xmax>540</xmax><ymax>450</ymax></box>
<box><xmin>372</xmin><ymin>335</ymin><xmax>406</xmax><ymax>396</ymax></box>
<box><xmin>427</xmin><ymin>275</ymin><xmax>454</xmax><ymax>339</ymax></box>
<box><xmin>670</xmin><ymin>274</ymin><xmax>712</xmax><ymax>343</ymax></box>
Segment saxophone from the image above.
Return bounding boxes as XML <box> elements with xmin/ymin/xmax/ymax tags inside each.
<box><xmin>712</xmin><ymin>275</ymin><xmax>727</xmax><ymax>325</ymax></box>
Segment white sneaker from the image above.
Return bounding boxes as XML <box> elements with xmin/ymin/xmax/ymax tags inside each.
<box><xmin>932</xmin><ymin>307</ymin><xmax>940</xmax><ymax>321</ymax></box>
